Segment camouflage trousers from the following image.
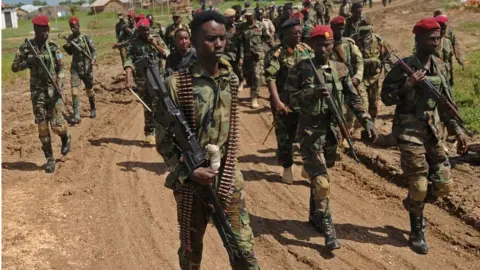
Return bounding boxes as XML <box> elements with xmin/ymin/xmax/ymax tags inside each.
<box><xmin>135</xmin><ymin>81</ymin><xmax>155</xmax><ymax>136</ymax></box>
<box><xmin>243</xmin><ymin>55</ymin><xmax>263</xmax><ymax>99</ymax></box>
<box><xmin>298</xmin><ymin>114</ymin><xmax>339</xmax><ymax>216</ymax></box>
<box><xmin>360</xmin><ymin>76</ymin><xmax>380</xmax><ymax>121</ymax></box>
<box><xmin>31</xmin><ymin>86</ymin><xmax>68</xmax><ymax>145</ymax></box>
<box><xmin>173</xmin><ymin>170</ymin><xmax>259</xmax><ymax>270</ymax></box>
<box><xmin>395</xmin><ymin>131</ymin><xmax>453</xmax><ymax>217</ymax></box>
<box><xmin>70</xmin><ymin>70</ymin><xmax>95</xmax><ymax>99</ymax></box>
<box><xmin>344</xmin><ymin>84</ymin><xmax>365</xmax><ymax>130</ymax></box>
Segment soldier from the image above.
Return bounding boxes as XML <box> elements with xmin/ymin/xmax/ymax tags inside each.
<box><xmin>164</xmin><ymin>12</ymin><xmax>190</xmax><ymax>53</ymax></box>
<box><xmin>258</xmin><ymin>8</ymin><xmax>275</xmax><ymax>38</ymax></box>
<box><xmin>433</xmin><ymin>15</ymin><xmax>455</xmax><ymax>87</ymax></box>
<box><xmin>313</xmin><ymin>0</ymin><xmax>326</xmax><ymax>25</ymax></box>
<box><xmin>323</xmin><ymin>0</ymin><xmax>334</xmax><ymax>24</ymax></box>
<box><xmin>223</xmin><ymin>8</ymin><xmax>244</xmax><ymax>90</ymax></box>
<box><xmin>63</xmin><ymin>16</ymin><xmax>97</xmax><ymax>124</ymax></box>
<box><xmin>266</xmin><ymin>2</ymin><xmax>277</xmax><ymax>21</ymax></box>
<box><xmin>339</xmin><ymin>0</ymin><xmax>352</xmax><ymax>18</ymax></box>
<box><xmin>115</xmin><ymin>12</ymin><xmax>126</xmax><ymax>44</ymax></box>
<box><xmin>232</xmin><ymin>5</ymin><xmax>243</xmax><ymax>23</ymax></box>
<box><xmin>285</xmin><ymin>25</ymin><xmax>377</xmax><ymax>250</ymax></box>
<box><xmin>113</xmin><ymin>11</ymin><xmax>136</xmax><ymax>66</ymax></box>
<box><xmin>330</xmin><ymin>16</ymin><xmax>364</xmax><ymax>133</ymax></box>
<box><xmin>124</xmin><ymin>19</ymin><xmax>169</xmax><ymax>145</ymax></box>
<box><xmin>381</xmin><ymin>18</ymin><xmax>467</xmax><ymax>254</ymax></box>
<box><xmin>364</xmin><ymin>0</ymin><xmax>373</xmax><ymax>8</ymax></box>
<box><xmin>433</xmin><ymin>10</ymin><xmax>464</xmax><ymax>70</ymax></box>
<box><xmin>343</xmin><ymin>3</ymin><xmax>364</xmax><ymax>37</ymax></box>
<box><xmin>352</xmin><ymin>19</ymin><xmax>391</xmax><ymax>123</ymax></box>
<box><xmin>239</xmin><ymin>8</ymin><xmax>272</xmax><ymax>108</ymax></box>
<box><xmin>156</xmin><ymin>10</ymin><xmax>260</xmax><ymax>269</ymax></box>
<box><xmin>274</xmin><ymin>3</ymin><xmax>293</xmax><ymax>35</ymax></box>
<box><xmin>265</xmin><ymin>18</ymin><xmax>314</xmax><ymax>184</ymax></box>
<box><xmin>12</xmin><ymin>15</ymin><xmax>71</xmax><ymax>173</ymax></box>
<box><xmin>165</xmin><ymin>28</ymin><xmax>197</xmax><ymax>78</ymax></box>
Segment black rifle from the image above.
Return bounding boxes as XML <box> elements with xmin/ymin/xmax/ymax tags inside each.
<box><xmin>58</xmin><ymin>33</ymin><xmax>93</xmax><ymax>61</ymax></box>
<box><xmin>25</xmin><ymin>38</ymin><xmax>63</xmax><ymax>100</ymax></box>
<box><xmin>135</xmin><ymin>57</ymin><xmax>250</xmax><ymax>267</ymax></box>
<box><xmin>307</xmin><ymin>58</ymin><xmax>360</xmax><ymax>163</ymax></box>
<box><xmin>393</xmin><ymin>54</ymin><xmax>473</xmax><ymax>137</ymax></box>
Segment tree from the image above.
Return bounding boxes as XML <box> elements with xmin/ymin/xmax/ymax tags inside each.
<box><xmin>15</xmin><ymin>2</ymin><xmax>25</xmax><ymax>8</ymax></box>
<box><xmin>32</xmin><ymin>0</ymin><xmax>48</xmax><ymax>6</ymax></box>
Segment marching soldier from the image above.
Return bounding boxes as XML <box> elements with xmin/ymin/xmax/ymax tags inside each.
<box><xmin>343</xmin><ymin>2</ymin><xmax>364</xmax><ymax>37</ymax></box>
<box><xmin>164</xmin><ymin>12</ymin><xmax>190</xmax><ymax>53</ymax></box>
<box><xmin>433</xmin><ymin>10</ymin><xmax>464</xmax><ymax>71</ymax></box>
<box><xmin>63</xmin><ymin>16</ymin><xmax>97</xmax><ymax>124</ymax></box>
<box><xmin>314</xmin><ymin>0</ymin><xmax>326</xmax><ymax>25</ymax></box>
<box><xmin>339</xmin><ymin>0</ymin><xmax>352</xmax><ymax>18</ymax></box>
<box><xmin>113</xmin><ymin>11</ymin><xmax>135</xmax><ymax>66</ymax></box>
<box><xmin>223</xmin><ymin>8</ymin><xmax>245</xmax><ymax>90</ymax></box>
<box><xmin>323</xmin><ymin>0</ymin><xmax>334</xmax><ymax>24</ymax></box>
<box><xmin>433</xmin><ymin>15</ymin><xmax>455</xmax><ymax>87</ymax></box>
<box><xmin>381</xmin><ymin>18</ymin><xmax>467</xmax><ymax>254</ymax></box>
<box><xmin>124</xmin><ymin>19</ymin><xmax>169</xmax><ymax>145</ymax></box>
<box><xmin>264</xmin><ymin>18</ymin><xmax>314</xmax><ymax>184</ymax></box>
<box><xmin>164</xmin><ymin>28</ymin><xmax>196</xmax><ymax>78</ymax></box>
<box><xmin>12</xmin><ymin>15</ymin><xmax>71</xmax><ymax>173</ymax></box>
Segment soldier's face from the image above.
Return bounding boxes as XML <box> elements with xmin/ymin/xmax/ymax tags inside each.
<box><xmin>311</xmin><ymin>38</ymin><xmax>334</xmax><ymax>61</ymax></box>
<box><xmin>245</xmin><ymin>15</ymin><xmax>254</xmax><ymax>24</ymax></box>
<box><xmin>352</xmin><ymin>8</ymin><xmax>362</xmax><ymax>20</ymax></box>
<box><xmin>440</xmin><ymin>24</ymin><xmax>447</xmax><ymax>37</ymax></box>
<box><xmin>195</xmin><ymin>20</ymin><xmax>226</xmax><ymax>61</ymax></box>
<box><xmin>70</xmin><ymin>23</ymin><xmax>80</xmax><ymax>35</ymax></box>
<box><xmin>285</xmin><ymin>25</ymin><xmax>303</xmax><ymax>45</ymax></box>
<box><xmin>173</xmin><ymin>16</ymin><xmax>181</xmax><ymax>24</ymax></box>
<box><xmin>175</xmin><ymin>30</ymin><xmax>191</xmax><ymax>52</ymax></box>
<box><xmin>34</xmin><ymin>25</ymin><xmax>49</xmax><ymax>42</ymax></box>
<box><xmin>332</xmin><ymin>25</ymin><xmax>345</xmax><ymax>40</ymax></box>
<box><xmin>226</xmin><ymin>16</ymin><xmax>235</xmax><ymax>25</ymax></box>
<box><xmin>138</xmin><ymin>26</ymin><xmax>151</xmax><ymax>40</ymax></box>
<box><xmin>419</xmin><ymin>30</ymin><xmax>441</xmax><ymax>55</ymax></box>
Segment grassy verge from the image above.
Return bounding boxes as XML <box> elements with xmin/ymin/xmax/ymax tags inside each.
<box><xmin>453</xmin><ymin>50</ymin><xmax>480</xmax><ymax>132</ymax></box>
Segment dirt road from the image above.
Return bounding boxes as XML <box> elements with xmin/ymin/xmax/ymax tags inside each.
<box><xmin>2</xmin><ymin>1</ymin><xmax>479</xmax><ymax>269</ymax></box>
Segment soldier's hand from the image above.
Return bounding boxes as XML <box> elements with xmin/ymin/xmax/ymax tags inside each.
<box><xmin>456</xmin><ymin>134</ymin><xmax>468</xmax><ymax>155</ymax></box>
<box><xmin>112</xmin><ymin>43</ymin><xmax>120</xmax><ymax>49</ymax></box>
<box><xmin>191</xmin><ymin>167</ymin><xmax>218</xmax><ymax>185</ymax></box>
<box><xmin>274</xmin><ymin>100</ymin><xmax>289</xmax><ymax>115</ymax></box>
<box><xmin>405</xmin><ymin>69</ymin><xmax>426</xmax><ymax>90</ymax></box>
<box><xmin>315</xmin><ymin>86</ymin><xmax>330</xmax><ymax>98</ymax></box>
<box><xmin>364</xmin><ymin>120</ymin><xmax>378</xmax><ymax>142</ymax></box>
<box><xmin>26</xmin><ymin>54</ymin><xmax>37</xmax><ymax>67</ymax></box>
<box><xmin>352</xmin><ymin>77</ymin><xmax>360</xmax><ymax>87</ymax></box>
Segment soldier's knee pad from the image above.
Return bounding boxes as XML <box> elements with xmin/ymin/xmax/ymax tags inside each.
<box><xmin>313</xmin><ymin>175</ymin><xmax>330</xmax><ymax>198</ymax></box>
<box><xmin>433</xmin><ymin>180</ymin><xmax>453</xmax><ymax>197</ymax></box>
<box><xmin>410</xmin><ymin>176</ymin><xmax>428</xmax><ymax>202</ymax></box>
<box><xmin>37</xmin><ymin>121</ymin><xmax>50</xmax><ymax>137</ymax></box>
<box><xmin>51</xmin><ymin>123</ymin><xmax>67</xmax><ymax>136</ymax></box>
<box><xmin>84</xmin><ymin>87</ymin><xmax>95</xmax><ymax>97</ymax></box>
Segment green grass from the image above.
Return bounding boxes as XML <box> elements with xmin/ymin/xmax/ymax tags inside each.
<box><xmin>457</xmin><ymin>21</ymin><xmax>480</xmax><ymax>36</ymax></box>
<box><xmin>453</xmin><ymin>50</ymin><xmax>480</xmax><ymax>132</ymax></box>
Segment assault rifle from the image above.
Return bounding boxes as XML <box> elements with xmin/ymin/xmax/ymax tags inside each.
<box><xmin>393</xmin><ymin>54</ymin><xmax>473</xmax><ymax>137</ymax></box>
<box><xmin>25</xmin><ymin>38</ymin><xmax>63</xmax><ymax>100</ymax></box>
<box><xmin>58</xmin><ymin>33</ymin><xmax>94</xmax><ymax>61</ymax></box>
<box><xmin>134</xmin><ymin>57</ymin><xmax>250</xmax><ymax>267</ymax></box>
<box><xmin>307</xmin><ymin>58</ymin><xmax>360</xmax><ymax>163</ymax></box>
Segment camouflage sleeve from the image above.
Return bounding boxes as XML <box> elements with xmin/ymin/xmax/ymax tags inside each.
<box><xmin>123</xmin><ymin>43</ymin><xmax>135</xmax><ymax>70</ymax></box>
<box><xmin>63</xmin><ymin>36</ymin><xmax>74</xmax><ymax>55</ymax></box>
<box><xmin>155</xmin><ymin>74</ymin><xmax>190</xmax><ymax>186</ymax></box>
<box><xmin>262</xmin><ymin>25</ymin><xmax>273</xmax><ymax>46</ymax></box>
<box><xmin>340</xmin><ymin>65</ymin><xmax>371</xmax><ymax>124</ymax></box>
<box><xmin>52</xmin><ymin>43</ymin><xmax>66</xmax><ymax>88</ymax></box>
<box><xmin>11</xmin><ymin>42</ymin><xmax>28</xmax><ymax>72</ymax></box>
<box><xmin>155</xmin><ymin>36</ymin><xmax>170</xmax><ymax>57</ymax></box>
<box><xmin>350</xmin><ymin>41</ymin><xmax>364</xmax><ymax>81</ymax></box>
<box><xmin>87</xmin><ymin>35</ymin><xmax>97</xmax><ymax>60</ymax></box>
<box><xmin>381</xmin><ymin>64</ymin><xmax>406</xmax><ymax>106</ymax></box>
<box><xmin>449</xmin><ymin>29</ymin><xmax>463</xmax><ymax>64</ymax></box>
<box><xmin>235</xmin><ymin>28</ymin><xmax>244</xmax><ymax>59</ymax></box>
<box><xmin>264</xmin><ymin>47</ymin><xmax>280</xmax><ymax>82</ymax></box>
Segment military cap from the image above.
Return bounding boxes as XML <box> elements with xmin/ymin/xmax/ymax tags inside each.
<box><xmin>245</xmin><ymin>1</ymin><xmax>251</xmax><ymax>8</ymax></box>
<box><xmin>127</xmin><ymin>10</ymin><xmax>135</xmax><ymax>17</ymax></box>
<box><xmin>309</xmin><ymin>25</ymin><xmax>334</xmax><ymax>40</ymax></box>
<box><xmin>68</xmin><ymin>16</ymin><xmax>79</xmax><ymax>24</ymax></box>
<box><xmin>280</xmin><ymin>18</ymin><xmax>300</xmax><ymax>29</ymax></box>
<box><xmin>412</xmin><ymin>18</ymin><xmax>440</xmax><ymax>35</ymax></box>
<box><xmin>32</xmin><ymin>15</ymin><xmax>49</xmax><ymax>26</ymax></box>
<box><xmin>434</xmin><ymin>15</ymin><xmax>448</xmax><ymax>25</ymax></box>
<box><xmin>301</xmin><ymin>8</ymin><xmax>309</xmax><ymax>14</ymax></box>
<box><xmin>292</xmin><ymin>12</ymin><xmax>304</xmax><ymax>20</ymax></box>
<box><xmin>351</xmin><ymin>2</ymin><xmax>363</xmax><ymax>11</ymax></box>
<box><xmin>330</xmin><ymin>16</ymin><xmax>345</xmax><ymax>25</ymax></box>
<box><xmin>136</xmin><ymin>18</ymin><xmax>150</xmax><ymax>28</ymax></box>
<box><xmin>224</xmin><ymin>8</ymin><xmax>236</xmax><ymax>17</ymax></box>
<box><xmin>136</xmin><ymin>13</ymin><xmax>145</xmax><ymax>20</ymax></box>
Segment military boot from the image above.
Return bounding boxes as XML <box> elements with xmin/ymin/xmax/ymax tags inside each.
<box><xmin>251</xmin><ymin>98</ymin><xmax>259</xmax><ymax>109</ymax></box>
<box><xmin>71</xmin><ymin>97</ymin><xmax>81</xmax><ymax>124</ymax></box>
<box><xmin>42</xmin><ymin>142</ymin><xmax>55</xmax><ymax>173</ymax></box>
<box><xmin>89</xmin><ymin>96</ymin><xmax>96</xmax><ymax>118</ymax></box>
<box><xmin>282</xmin><ymin>166</ymin><xmax>294</xmax><ymax>184</ymax></box>
<box><xmin>60</xmin><ymin>133</ymin><xmax>72</xmax><ymax>156</ymax></box>
<box><xmin>322</xmin><ymin>214</ymin><xmax>341</xmax><ymax>250</ymax></box>
<box><xmin>408</xmin><ymin>212</ymin><xmax>429</xmax><ymax>254</ymax></box>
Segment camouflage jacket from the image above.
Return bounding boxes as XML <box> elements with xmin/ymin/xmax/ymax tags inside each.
<box><xmin>436</xmin><ymin>37</ymin><xmax>453</xmax><ymax>74</ymax></box>
<box><xmin>302</xmin><ymin>22</ymin><xmax>314</xmax><ymax>43</ymax></box>
<box><xmin>115</xmin><ymin>20</ymin><xmax>126</xmax><ymax>42</ymax></box>
<box><xmin>331</xmin><ymin>37</ymin><xmax>364</xmax><ymax>81</ymax></box>
<box><xmin>124</xmin><ymin>35</ymin><xmax>169</xmax><ymax>81</ymax></box>
<box><xmin>324</xmin><ymin>0</ymin><xmax>334</xmax><ymax>15</ymax></box>
<box><xmin>381</xmin><ymin>54</ymin><xmax>463</xmax><ymax>144</ymax></box>
<box><xmin>156</xmin><ymin>58</ymin><xmax>239</xmax><ymax>189</ymax></box>
<box><xmin>165</xmin><ymin>48</ymin><xmax>197</xmax><ymax>77</ymax></box>
<box><xmin>63</xmin><ymin>33</ymin><xmax>96</xmax><ymax>75</ymax></box>
<box><xmin>314</xmin><ymin>1</ymin><xmax>326</xmax><ymax>16</ymax></box>
<box><xmin>264</xmin><ymin>42</ymin><xmax>314</xmax><ymax>93</ymax></box>
<box><xmin>12</xmin><ymin>39</ymin><xmax>65</xmax><ymax>91</ymax></box>
<box><xmin>285</xmin><ymin>59</ymin><xmax>370</xmax><ymax>125</ymax></box>
<box><xmin>352</xmin><ymin>32</ymin><xmax>390</xmax><ymax>79</ymax></box>
<box><xmin>343</xmin><ymin>17</ymin><xmax>363</xmax><ymax>38</ymax></box>
<box><xmin>224</xmin><ymin>24</ymin><xmax>243</xmax><ymax>63</ymax></box>
<box><xmin>119</xmin><ymin>22</ymin><xmax>135</xmax><ymax>43</ymax></box>
<box><xmin>164</xmin><ymin>23</ymin><xmax>190</xmax><ymax>52</ymax></box>
<box><xmin>446</xmin><ymin>26</ymin><xmax>463</xmax><ymax>63</ymax></box>
<box><xmin>239</xmin><ymin>20</ymin><xmax>272</xmax><ymax>59</ymax></box>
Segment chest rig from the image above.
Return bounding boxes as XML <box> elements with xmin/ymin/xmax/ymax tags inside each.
<box><xmin>175</xmin><ymin>70</ymin><xmax>240</xmax><ymax>252</ymax></box>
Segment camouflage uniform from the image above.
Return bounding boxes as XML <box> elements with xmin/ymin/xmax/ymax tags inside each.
<box><xmin>331</xmin><ymin>37</ymin><xmax>364</xmax><ymax>130</ymax></box>
<box><xmin>239</xmin><ymin>20</ymin><xmax>272</xmax><ymax>99</ymax></box>
<box><xmin>118</xmin><ymin>21</ymin><xmax>135</xmax><ymax>66</ymax></box>
<box><xmin>352</xmin><ymin>27</ymin><xmax>390</xmax><ymax>121</ymax></box>
<box><xmin>324</xmin><ymin>0</ymin><xmax>334</xmax><ymax>23</ymax></box>
<box><xmin>224</xmin><ymin>22</ymin><xmax>244</xmax><ymax>84</ymax></box>
<box><xmin>12</xmin><ymin>39</ymin><xmax>70</xmax><ymax>167</ymax></box>
<box><xmin>445</xmin><ymin>27</ymin><xmax>463</xmax><ymax>68</ymax></box>
<box><xmin>165</xmin><ymin>48</ymin><xmax>197</xmax><ymax>78</ymax></box>
<box><xmin>314</xmin><ymin>1</ymin><xmax>326</xmax><ymax>25</ymax></box>
<box><xmin>164</xmin><ymin>22</ymin><xmax>190</xmax><ymax>53</ymax></box>
<box><xmin>124</xmin><ymin>35</ymin><xmax>169</xmax><ymax>137</ymax></box>
<box><xmin>343</xmin><ymin>16</ymin><xmax>364</xmax><ymax>38</ymax></box>
<box><xmin>264</xmin><ymin>42</ymin><xmax>314</xmax><ymax>169</ymax></box>
<box><xmin>63</xmin><ymin>33</ymin><xmax>97</xmax><ymax>121</ymax></box>
<box><xmin>285</xmin><ymin>58</ymin><xmax>372</xmax><ymax>239</ymax></box>
<box><xmin>381</xmin><ymin>54</ymin><xmax>462</xmax><ymax>218</ymax></box>
<box><xmin>155</xmin><ymin>59</ymin><xmax>259</xmax><ymax>270</ymax></box>
<box><xmin>339</xmin><ymin>2</ymin><xmax>352</xmax><ymax>18</ymax></box>
<box><xmin>436</xmin><ymin>36</ymin><xmax>454</xmax><ymax>87</ymax></box>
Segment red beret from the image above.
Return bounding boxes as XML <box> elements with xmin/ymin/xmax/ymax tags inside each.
<box><xmin>127</xmin><ymin>11</ymin><xmax>135</xmax><ymax>17</ymax></box>
<box><xmin>136</xmin><ymin>18</ymin><xmax>150</xmax><ymax>28</ymax></box>
<box><xmin>292</xmin><ymin>12</ymin><xmax>304</xmax><ymax>19</ymax></box>
<box><xmin>309</xmin><ymin>25</ymin><xmax>334</xmax><ymax>40</ymax></box>
<box><xmin>434</xmin><ymin>15</ymin><xmax>448</xmax><ymax>25</ymax></box>
<box><xmin>412</xmin><ymin>18</ymin><xmax>441</xmax><ymax>35</ymax></box>
<box><xmin>68</xmin><ymin>16</ymin><xmax>79</xmax><ymax>24</ymax></box>
<box><xmin>32</xmin><ymin>15</ymin><xmax>49</xmax><ymax>26</ymax></box>
<box><xmin>330</xmin><ymin>16</ymin><xmax>346</xmax><ymax>25</ymax></box>
<box><xmin>301</xmin><ymin>8</ymin><xmax>310</xmax><ymax>14</ymax></box>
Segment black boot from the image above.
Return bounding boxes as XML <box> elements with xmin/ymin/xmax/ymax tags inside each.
<box><xmin>61</xmin><ymin>133</ymin><xmax>71</xmax><ymax>156</ymax></box>
<box><xmin>322</xmin><ymin>214</ymin><xmax>341</xmax><ymax>250</ymax></box>
<box><xmin>309</xmin><ymin>194</ymin><xmax>324</xmax><ymax>233</ymax></box>
<box><xmin>70</xmin><ymin>97</ymin><xmax>81</xmax><ymax>125</ymax></box>
<box><xmin>89</xmin><ymin>96</ymin><xmax>96</xmax><ymax>118</ymax></box>
<box><xmin>408</xmin><ymin>212</ymin><xmax>429</xmax><ymax>254</ymax></box>
<box><xmin>42</xmin><ymin>142</ymin><xmax>55</xmax><ymax>173</ymax></box>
